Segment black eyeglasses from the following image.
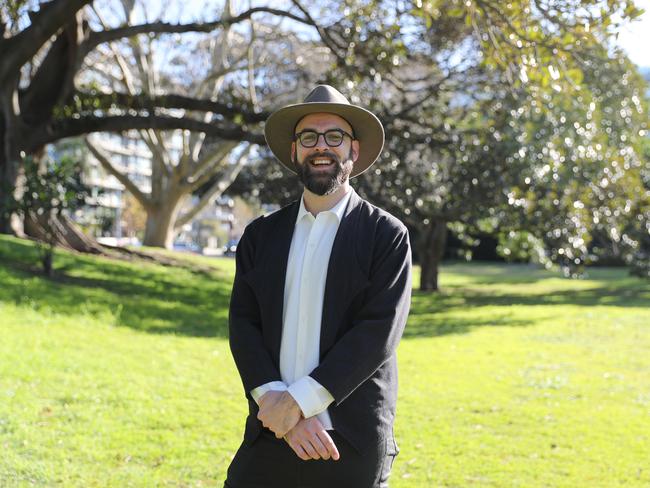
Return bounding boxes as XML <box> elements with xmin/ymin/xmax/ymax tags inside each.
<box><xmin>294</xmin><ymin>129</ymin><xmax>355</xmax><ymax>148</ymax></box>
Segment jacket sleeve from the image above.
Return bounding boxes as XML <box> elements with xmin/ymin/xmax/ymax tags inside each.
<box><xmin>228</xmin><ymin>221</ymin><xmax>283</xmax><ymax>396</ymax></box>
<box><xmin>309</xmin><ymin>222</ymin><xmax>412</xmax><ymax>404</ymax></box>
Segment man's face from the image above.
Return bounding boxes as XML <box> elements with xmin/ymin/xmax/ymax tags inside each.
<box><xmin>291</xmin><ymin>113</ymin><xmax>360</xmax><ymax>196</ymax></box>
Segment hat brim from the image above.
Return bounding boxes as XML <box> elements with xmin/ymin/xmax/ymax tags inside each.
<box><xmin>264</xmin><ymin>102</ymin><xmax>384</xmax><ymax>178</ymax></box>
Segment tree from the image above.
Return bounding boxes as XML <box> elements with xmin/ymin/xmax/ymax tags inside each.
<box><xmin>324</xmin><ymin>0</ymin><xmax>647</xmax><ymax>289</ymax></box>
<box><xmin>492</xmin><ymin>52</ymin><xmax>649</xmax><ymax>277</ymax></box>
<box><xmin>80</xmin><ymin>0</ymin><xmax>251</xmax><ymax>247</ymax></box>
<box><xmin>0</xmin><ymin>0</ymin><xmax>322</xmax><ymax>241</ymax></box>
<box><xmin>604</xmin><ymin>125</ymin><xmax>650</xmax><ymax>278</ymax></box>
<box><xmin>12</xmin><ymin>155</ymin><xmax>90</xmax><ymax>276</ymax></box>
<box><xmin>230</xmin><ymin>0</ymin><xmax>648</xmax><ymax>290</ymax></box>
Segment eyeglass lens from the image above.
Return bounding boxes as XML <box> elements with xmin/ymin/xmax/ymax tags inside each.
<box><xmin>299</xmin><ymin>130</ymin><xmax>345</xmax><ymax>147</ymax></box>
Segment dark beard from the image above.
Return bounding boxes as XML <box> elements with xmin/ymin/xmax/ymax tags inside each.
<box><xmin>295</xmin><ymin>149</ymin><xmax>354</xmax><ymax>196</ymax></box>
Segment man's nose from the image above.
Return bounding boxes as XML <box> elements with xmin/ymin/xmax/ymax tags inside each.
<box><xmin>314</xmin><ymin>134</ymin><xmax>329</xmax><ymax>150</ymax></box>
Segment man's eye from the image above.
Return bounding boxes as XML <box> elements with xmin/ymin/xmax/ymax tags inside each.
<box><xmin>301</xmin><ymin>133</ymin><xmax>317</xmax><ymax>144</ymax></box>
<box><xmin>326</xmin><ymin>132</ymin><xmax>343</xmax><ymax>144</ymax></box>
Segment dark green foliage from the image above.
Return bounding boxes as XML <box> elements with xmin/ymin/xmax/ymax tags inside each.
<box><xmin>10</xmin><ymin>156</ymin><xmax>90</xmax><ymax>275</ymax></box>
<box><xmin>234</xmin><ymin>0</ymin><xmax>650</xmax><ymax>284</ymax></box>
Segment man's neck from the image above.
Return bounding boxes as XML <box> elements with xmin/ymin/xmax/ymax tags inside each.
<box><xmin>303</xmin><ymin>181</ymin><xmax>351</xmax><ymax>216</ymax></box>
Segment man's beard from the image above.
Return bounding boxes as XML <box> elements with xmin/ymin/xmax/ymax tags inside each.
<box><xmin>295</xmin><ymin>149</ymin><xmax>354</xmax><ymax>196</ymax></box>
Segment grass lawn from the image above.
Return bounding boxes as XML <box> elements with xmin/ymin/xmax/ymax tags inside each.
<box><xmin>1</xmin><ymin>234</ymin><xmax>649</xmax><ymax>487</ymax></box>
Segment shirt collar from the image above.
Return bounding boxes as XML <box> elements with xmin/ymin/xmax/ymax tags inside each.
<box><xmin>297</xmin><ymin>187</ymin><xmax>354</xmax><ymax>224</ymax></box>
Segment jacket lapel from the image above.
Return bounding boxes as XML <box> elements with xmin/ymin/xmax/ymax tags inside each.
<box><xmin>262</xmin><ymin>200</ymin><xmax>299</xmax><ymax>365</ymax></box>
<box><xmin>320</xmin><ymin>191</ymin><xmax>370</xmax><ymax>354</ymax></box>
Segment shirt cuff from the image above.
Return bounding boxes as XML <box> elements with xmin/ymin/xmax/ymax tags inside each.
<box><xmin>287</xmin><ymin>376</ymin><xmax>335</xmax><ymax>418</ymax></box>
<box><xmin>250</xmin><ymin>381</ymin><xmax>287</xmax><ymax>405</ymax></box>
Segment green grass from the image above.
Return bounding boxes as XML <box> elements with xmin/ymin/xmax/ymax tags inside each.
<box><xmin>1</xmin><ymin>234</ymin><xmax>649</xmax><ymax>487</ymax></box>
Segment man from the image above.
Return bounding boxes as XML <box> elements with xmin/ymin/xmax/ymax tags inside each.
<box><xmin>226</xmin><ymin>85</ymin><xmax>412</xmax><ymax>487</ymax></box>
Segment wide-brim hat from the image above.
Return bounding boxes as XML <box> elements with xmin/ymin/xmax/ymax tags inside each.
<box><xmin>264</xmin><ymin>85</ymin><xmax>384</xmax><ymax>178</ymax></box>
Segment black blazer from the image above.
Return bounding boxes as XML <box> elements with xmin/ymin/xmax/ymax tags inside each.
<box><xmin>228</xmin><ymin>191</ymin><xmax>412</xmax><ymax>454</ymax></box>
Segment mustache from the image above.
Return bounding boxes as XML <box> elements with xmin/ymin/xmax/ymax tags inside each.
<box><xmin>304</xmin><ymin>151</ymin><xmax>341</xmax><ymax>165</ymax></box>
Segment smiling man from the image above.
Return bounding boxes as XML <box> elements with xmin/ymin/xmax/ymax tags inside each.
<box><xmin>225</xmin><ymin>85</ymin><xmax>412</xmax><ymax>487</ymax></box>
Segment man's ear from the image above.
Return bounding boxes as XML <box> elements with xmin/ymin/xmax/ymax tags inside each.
<box><xmin>351</xmin><ymin>140</ymin><xmax>360</xmax><ymax>162</ymax></box>
<box><xmin>291</xmin><ymin>141</ymin><xmax>296</xmax><ymax>163</ymax></box>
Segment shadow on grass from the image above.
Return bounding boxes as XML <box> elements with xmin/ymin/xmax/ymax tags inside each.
<box><xmin>2</xmin><ymin>236</ymin><xmax>648</xmax><ymax>340</ymax></box>
<box><xmin>439</xmin><ymin>261</ymin><xmax>557</xmax><ymax>285</ymax></box>
<box><xmin>428</xmin><ymin>287</ymin><xmax>649</xmax><ymax>308</ymax></box>
<box><xmin>0</xmin><ymin>236</ymin><xmax>232</xmax><ymax>338</ymax></box>
<box><xmin>439</xmin><ymin>261</ymin><xmax>649</xmax><ymax>287</ymax></box>
<box><xmin>406</xmin><ymin>277</ymin><xmax>649</xmax><ymax>337</ymax></box>
<box><xmin>404</xmin><ymin>310</ymin><xmax>536</xmax><ymax>338</ymax></box>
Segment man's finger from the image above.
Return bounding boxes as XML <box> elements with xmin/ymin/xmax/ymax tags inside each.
<box><xmin>299</xmin><ymin>438</ymin><xmax>320</xmax><ymax>460</ymax></box>
<box><xmin>306</xmin><ymin>432</ymin><xmax>330</xmax><ymax>460</ymax></box>
<box><xmin>315</xmin><ymin>429</ymin><xmax>340</xmax><ymax>461</ymax></box>
<box><xmin>286</xmin><ymin>438</ymin><xmax>310</xmax><ymax>461</ymax></box>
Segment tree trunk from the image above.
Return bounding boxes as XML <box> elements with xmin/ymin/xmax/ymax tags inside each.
<box><xmin>41</xmin><ymin>245</ymin><xmax>54</xmax><ymax>277</ymax></box>
<box><xmin>0</xmin><ymin>138</ymin><xmax>26</xmax><ymax>236</ymax></box>
<box><xmin>0</xmin><ymin>108</ymin><xmax>7</xmax><ymax>232</ymax></box>
<box><xmin>0</xmin><ymin>148</ymin><xmax>11</xmax><ymax>234</ymax></box>
<box><xmin>0</xmin><ymin>77</ymin><xmax>28</xmax><ymax>236</ymax></box>
<box><xmin>419</xmin><ymin>217</ymin><xmax>448</xmax><ymax>292</ymax></box>
<box><xmin>143</xmin><ymin>197</ymin><xmax>183</xmax><ymax>249</ymax></box>
<box><xmin>24</xmin><ymin>212</ymin><xmax>104</xmax><ymax>254</ymax></box>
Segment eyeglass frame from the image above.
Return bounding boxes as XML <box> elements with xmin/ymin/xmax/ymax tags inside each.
<box><xmin>293</xmin><ymin>128</ymin><xmax>356</xmax><ymax>148</ymax></box>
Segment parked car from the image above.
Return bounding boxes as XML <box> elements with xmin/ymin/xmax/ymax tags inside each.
<box><xmin>224</xmin><ymin>239</ymin><xmax>238</xmax><ymax>257</ymax></box>
<box><xmin>173</xmin><ymin>241</ymin><xmax>200</xmax><ymax>253</ymax></box>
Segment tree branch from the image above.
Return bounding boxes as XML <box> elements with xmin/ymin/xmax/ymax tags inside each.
<box><xmin>175</xmin><ymin>145</ymin><xmax>251</xmax><ymax>229</ymax></box>
<box><xmin>88</xmin><ymin>14</ymin><xmax>175</xmax><ymax>183</ymax></box>
<box><xmin>184</xmin><ymin>1</ymin><xmax>236</xmax><ymax>179</ymax></box>
<box><xmin>247</xmin><ymin>21</ymin><xmax>260</xmax><ymax>112</ymax></box>
<box><xmin>84</xmin><ymin>136</ymin><xmax>152</xmax><ymax>210</ymax></box>
<box><xmin>290</xmin><ymin>1</ymin><xmax>348</xmax><ymax>63</ymax></box>
<box><xmin>30</xmin><ymin>115</ymin><xmax>265</xmax><ymax>151</ymax></box>
<box><xmin>74</xmin><ymin>90</ymin><xmax>270</xmax><ymax>123</ymax></box>
<box><xmin>186</xmin><ymin>141</ymin><xmax>239</xmax><ymax>191</ymax></box>
<box><xmin>81</xmin><ymin>7</ymin><xmax>314</xmax><ymax>55</ymax></box>
<box><xmin>0</xmin><ymin>0</ymin><xmax>91</xmax><ymax>83</ymax></box>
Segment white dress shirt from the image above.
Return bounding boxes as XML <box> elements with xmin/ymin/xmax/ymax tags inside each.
<box><xmin>250</xmin><ymin>188</ymin><xmax>354</xmax><ymax>430</ymax></box>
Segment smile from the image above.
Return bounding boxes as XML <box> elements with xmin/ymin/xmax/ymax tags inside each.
<box><xmin>310</xmin><ymin>158</ymin><xmax>335</xmax><ymax>166</ymax></box>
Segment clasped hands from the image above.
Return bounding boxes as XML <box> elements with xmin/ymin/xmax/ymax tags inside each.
<box><xmin>257</xmin><ymin>390</ymin><xmax>340</xmax><ymax>462</ymax></box>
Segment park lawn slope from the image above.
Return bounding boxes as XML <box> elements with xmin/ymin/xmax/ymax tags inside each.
<box><xmin>1</xmin><ymin>235</ymin><xmax>649</xmax><ymax>487</ymax></box>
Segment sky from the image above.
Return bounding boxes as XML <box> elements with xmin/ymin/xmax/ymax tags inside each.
<box><xmin>616</xmin><ymin>4</ymin><xmax>650</xmax><ymax>68</ymax></box>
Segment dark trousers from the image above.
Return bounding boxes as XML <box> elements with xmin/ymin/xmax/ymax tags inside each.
<box><xmin>224</xmin><ymin>429</ymin><xmax>396</xmax><ymax>488</ymax></box>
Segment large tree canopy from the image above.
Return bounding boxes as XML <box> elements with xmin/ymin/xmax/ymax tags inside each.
<box><xmin>1</xmin><ymin>0</ymin><xmax>647</xmax><ymax>286</ymax></box>
<box><xmin>0</xmin><ymin>0</ymin><xmax>327</xmax><ymax>236</ymax></box>
<box><xmin>229</xmin><ymin>0</ymin><xmax>648</xmax><ymax>289</ymax></box>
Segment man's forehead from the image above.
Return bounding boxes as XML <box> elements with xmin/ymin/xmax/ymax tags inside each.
<box><xmin>295</xmin><ymin>112</ymin><xmax>353</xmax><ymax>131</ymax></box>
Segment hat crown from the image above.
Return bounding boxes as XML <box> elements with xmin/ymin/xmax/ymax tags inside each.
<box><xmin>304</xmin><ymin>85</ymin><xmax>350</xmax><ymax>105</ymax></box>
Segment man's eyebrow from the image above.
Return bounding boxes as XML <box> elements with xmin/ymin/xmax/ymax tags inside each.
<box><xmin>295</xmin><ymin>127</ymin><xmax>350</xmax><ymax>132</ymax></box>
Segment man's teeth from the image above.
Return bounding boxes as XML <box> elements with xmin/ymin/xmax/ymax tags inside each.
<box><xmin>312</xmin><ymin>159</ymin><xmax>333</xmax><ymax>165</ymax></box>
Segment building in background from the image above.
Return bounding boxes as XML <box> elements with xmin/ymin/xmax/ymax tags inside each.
<box><xmin>174</xmin><ymin>194</ymin><xmax>236</xmax><ymax>254</ymax></box>
<box><xmin>53</xmin><ymin>134</ymin><xmax>237</xmax><ymax>252</ymax></box>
